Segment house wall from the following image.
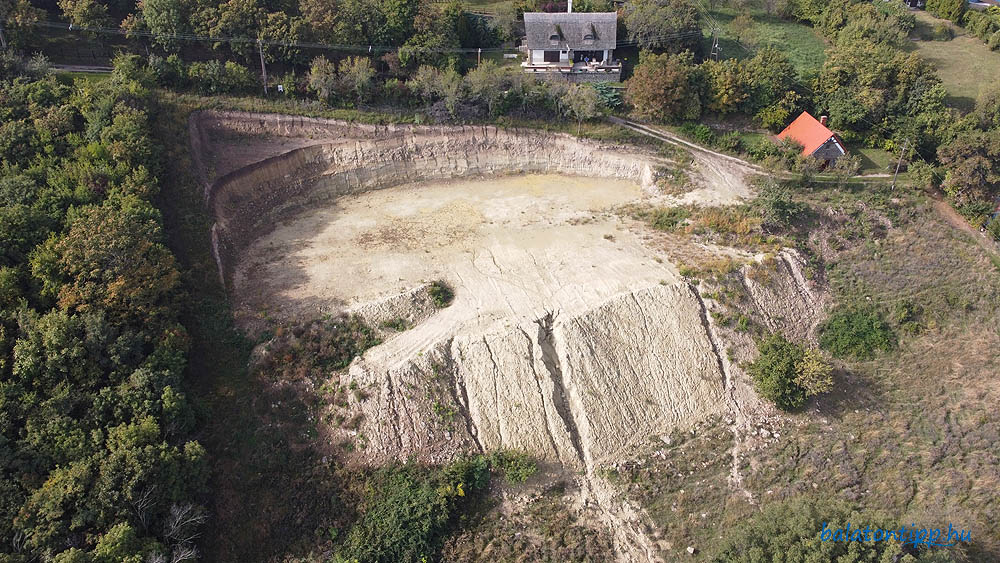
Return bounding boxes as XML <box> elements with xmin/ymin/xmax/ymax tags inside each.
<box><xmin>529</xmin><ymin>49</ymin><xmax>568</xmax><ymax>63</ymax></box>
<box><xmin>812</xmin><ymin>137</ymin><xmax>845</xmax><ymax>164</ymax></box>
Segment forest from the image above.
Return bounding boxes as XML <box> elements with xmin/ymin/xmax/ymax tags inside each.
<box><xmin>0</xmin><ymin>55</ymin><xmax>207</xmax><ymax>561</ymax></box>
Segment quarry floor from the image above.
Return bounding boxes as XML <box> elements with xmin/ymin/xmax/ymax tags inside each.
<box><xmin>234</xmin><ymin>174</ymin><xmax>677</xmax><ymax>334</ymax></box>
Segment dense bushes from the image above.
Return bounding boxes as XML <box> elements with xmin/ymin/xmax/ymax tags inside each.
<box><xmin>143</xmin><ymin>54</ymin><xmax>257</xmax><ymax>94</ymax></box>
<box><xmin>819</xmin><ymin>306</ymin><xmax>895</xmax><ymax>360</ymax></box>
<box><xmin>711</xmin><ymin>496</ymin><xmax>964</xmax><ymax>562</ymax></box>
<box><xmin>338</xmin><ymin>452</ymin><xmax>537</xmax><ymax>562</ymax></box>
<box><xmin>627</xmin><ymin>46</ymin><xmax>800</xmax><ymax>129</ymax></box>
<box><xmin>963</xmin><ymin>9</ymin><xmax>1000</xmax><ymax>50</ymax></box>
<box><xmin>746</xmin><ymin>333</ymin><xmax>832</xmax><ymax>410</ymax></box>
<box><xmin>339</xmin><ymin>457</ymin><xmax>490</xmax><ymax>562</ymax></box>
<box><xmin>0</xmin><ymin>54</ymin><xmax>206</xmax><ymax>561</ymax></box>
<box><xmin>928</xmin><ymin>0</ymin><xmax>967</xmax><ymax>23</ymax></box>
<box><xmin>626</xmin><ymin>51</ymin><xmax>704</xmax><ymax>122</ymax></box>
<box><xmin>747</xmin><ymin>333</ymin><xmax>806</xmax><ymax>410</ymax></box>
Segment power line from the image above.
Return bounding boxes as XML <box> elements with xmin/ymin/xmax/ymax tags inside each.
<box><xmin>28</xmin><ymin>19</ymin><xmax>704</xmax><ymax>54</ymax></box>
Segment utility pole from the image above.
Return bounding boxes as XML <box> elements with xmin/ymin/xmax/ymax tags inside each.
<box><xmin>0</xmin><ymin>22</ymin><xmax>8</xmax><ymax>51</ymax></box>
<box><xmin>710</xmin><ymin>28</ymin><xmax>721</xmax><ymax>61</ymax></box>
<box><xmin>891</xmin><ymin>138</ymin><xmax>910</xmax><ymax>190</ymax></box>
<box><xmin>257</xmin><ymin>39</ymin><xmax>268</xmax><ymax>95</ymax></box>
<box><xmin>477</xmin><ymin>47</ymin><xmax>481</xmax><ymax>66</ymax></box>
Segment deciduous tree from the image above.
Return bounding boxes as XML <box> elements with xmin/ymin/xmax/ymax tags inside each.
<box><xmin>622</xmin><ymin>0</ymin><xmax>702</xmax><ymax>54</ymax></box>
<box><xmin>562</xmin><ymin>83</ymin><xmax>601</xmax><ymax>134</ymax></box>
<box><xmin>625</xmin><ymin>51</ymin><xmax>703</xmax><ymax>121</ymax></box>
<box><xmin>338</xmin><ymin>56</ymin><xmax>375</xmax><ymax>103</ymax></box>
<box><xmin>937</xmin><ymin>129</ymin><xmax>1000</xmax><ymax>205</ymax></box>
<box><xmin>57</xmin><ymin>0</ymin><xmax>111</xmax><ymax>29</ymax></box>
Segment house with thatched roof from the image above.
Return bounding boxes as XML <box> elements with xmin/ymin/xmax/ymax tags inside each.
<box><xmin>522</xmin><ymin>7</ymin><xmax>621</xmax><ymax>82</ymax></box>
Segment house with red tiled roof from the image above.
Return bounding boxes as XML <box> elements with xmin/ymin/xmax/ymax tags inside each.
<box><xmin>776</xmin><ymin>111</ymin><xmax>847</xmax><ymax>166</ymax></box>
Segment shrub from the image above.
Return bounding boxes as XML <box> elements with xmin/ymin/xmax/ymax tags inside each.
<box><xmin>717</xmin><ymin>131</ymin><xmax>741</xmax><ymax>152</ymax></box>
<box><xmin>489</xmin><ymin>450</ymin><xmax>537</xmax><ymax>484</ymax></box>
<box><xmin>592</xmin><ymin>82</ymin><xmax>623</xmax><ymax>111</ymax></box>
<box><xmin>222</xmin><ymin>61</ymin><xmax>256</xmax><ymax>93</ymax></box>
<box><xmin>147</xmin><ymin>54</ymin><xmax>186</xmax><ymax>88</ymax></box>
<box><xmin>692</xmin><ymin>123</ymin><xmax>716</xmax><ymax>146</ymax></box>
<box><xmin>649</xmin><ymin>206</ymin><xmax>691</xmax><ymax>230</ymax></box>
<box><xmin>187</xmin><ymin>60</ymin><xmax>255</xmax><ymax>95</ymax></box>
<box><xmin>794</xmin><ymin>349</ymin><xmax>833</xmax><ymax>396</ymax></box>
<box><xmin>989</xmin><ymin>30</ymin><xmax>1000</xmax><ymax>51</ymax></box>
<box><xmin>747</xmin><ymin>333</ymin><xmax>807</xmax><ymax>410</ymax></box>
<box><xmin>711</xmin><ymin>496</ymin><xmax>965</xmax><ymax>562</ymax></box>
<box><xmin>339</xmin><ymin>456</ymin><xmax>490</xmax><ymax>563</ymax></box>
<box><xmin>260</xmin><ymin>315</ymin><xmax>380</xmax><ymax>377</ymax></box>
<box><xmin>927</xmin><ymin>0</ymin><xmax>966</xmax><ymax>23</ymax></box>
<box><xmin>933</xmin><ymin>22</ymin><xmax>954</xmax><ymax>41</ymax></box>
<box><xmin>819</xmin><ymin>306</ymin><xmax>895</xmax><ymax>359</ymax></box>
<box><xmin>754</xmin><ymin>180</ymin><xmax>803</xmax><ymax>227</ymax></box>
<box><xmin>428</xmin><ymin>280</ymin><xmax>455</xmax><ymax>308</ymax></box>
<box><xmin>745</xmin><ymin>137</ymin><xmax>781</xmax><ymax>161</ymax></box>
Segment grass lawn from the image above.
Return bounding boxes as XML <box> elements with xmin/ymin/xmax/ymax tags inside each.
<box><xmin>54</xmin><ymin>70</ymin><xmax>110</xmax><ymax>85</ymax></box>
<box><xmin>907</xmin><ymin>11</ymin><xmax>1000</xmax><ymax>111</ymax></box>
<box><xmin>462</xmin><ymin>0</ymin><xmax>514</xmax><ymax>13</ymax></box>
<box><xmin>853</xmin><ymin>146</ymin><xmax>896</xmax><ymax>175</ymax></box>
<box><xmin>704</xmin><ymin>8</ymin><xmax>828</xmax><ymax>77</ymax></box>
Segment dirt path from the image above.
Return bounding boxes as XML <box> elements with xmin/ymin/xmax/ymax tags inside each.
<box><xmin>611</xmin><ymin>118</ymin><xmax>758</xmax><ymax>205</ymax></box>
<box><xmin>612</xmin><ymin>117</ymin><xmax>894</xmax><ymax>183</ymax></box>
<box><xmin>931</xmin><ymin>196</ymin><xmax>1000</xmax><ymax>256</ymax></box>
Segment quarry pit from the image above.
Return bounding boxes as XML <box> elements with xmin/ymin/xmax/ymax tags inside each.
<box><xmin>190</xmin><ymin>111</ymin><xmax>820</xmax><ymax>561</ymax></box>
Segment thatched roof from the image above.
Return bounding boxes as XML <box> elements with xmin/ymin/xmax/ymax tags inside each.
<box><xmin>523</xmin><ymin>12</ymin><xmax>618</xmax><ymax>51</ymax></box>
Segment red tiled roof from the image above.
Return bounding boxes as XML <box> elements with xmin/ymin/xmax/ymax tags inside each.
<box><xmin>776</xmin><ymin>112</ymin><xmax>838</xmax><ymax>156</ymax></box>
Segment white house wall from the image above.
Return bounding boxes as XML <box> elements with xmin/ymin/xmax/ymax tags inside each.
<box><xmin>529</xmin><ymin>50</ymin><xmax>568</xmax><ymax>63</ymax></box>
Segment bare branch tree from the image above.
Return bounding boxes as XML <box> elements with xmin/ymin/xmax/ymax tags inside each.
<box><xmin>171</xmin><ymin>545</ymin><xmax>199</xmax><ymax>563</ymax></box>
<box><xmin>164</xmin><ymin>503</ymin><xmax>208</xmax><ymax>545</ymax></box>
<box><xmin>130</xmin><ymin>484</ymin><xmax>158</xmax><ymax>531</ymax></box>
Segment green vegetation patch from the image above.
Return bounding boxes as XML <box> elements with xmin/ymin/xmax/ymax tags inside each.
<box><xmin>819</xmin><ymin>306</ymin><xmax>895</xmax><ymax>360</ymax></box>
<box><xmin>260</xmin><ymin>315</ymin><xmax>381</xmax><ymax>377</ymax></box>
<box><xmin>711</xmin><ymin>496</ymin><xmax>966</xmax><ymax>562</ymax></box>
<box><xmin>338</xmin><ymin>451</ymin><xmax>538</xmax><ymax>562</ymax></box>
<box><xmin>747</xmin><ymin>333</ymin><xmax>808</xmax><ymax>410</ymax></box>
<box><xmin>428</xmin><ymin>280</ymin><xmax>455</xmax><ymax>308</ymax></box>
<box><xmin>339</xmin><ymin>457</ymin><xmax>490</xmax><ymax>562</ymax></box>
<box><xmin>488</xmin><ymin>450</ymin><xmax>538</xmax><ymax>484</ymax></box>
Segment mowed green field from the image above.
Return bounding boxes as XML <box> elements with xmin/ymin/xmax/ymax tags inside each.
<box><xmin>705</xmin><ymin>8</ymin><xmax>828</xmax><ymax>77</ymax></box>
<box><xmin>908</xmin><ymin>10</ymin><xmax>1000</xmax><ymax>111</ymax></box>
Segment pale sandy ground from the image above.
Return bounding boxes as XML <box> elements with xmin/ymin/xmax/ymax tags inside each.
<box><xmin>234</xmin><ymin>174</ymin><xmax>681</xmax><ymax>335</ymax></box>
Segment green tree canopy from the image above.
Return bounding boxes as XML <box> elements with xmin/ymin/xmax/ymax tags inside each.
<box><xmin>622</xmin><ymin>0</ymin><xmax>703</xmax><ymax>54</ymax></box>
<box><xmin>625</xmin><ymin>50</ymin><xmax>704</xmax><ymax>122</ymax></box>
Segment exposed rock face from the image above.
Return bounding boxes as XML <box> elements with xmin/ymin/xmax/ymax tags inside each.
<box><xmin>190</xmin><ymin>111</ymin><xmax>662</xmax><ymax>284</ymax></box>
<box><xmin>351</xmin><ymin>284</ymin><xmax>727</xmax><ymax>470</ymax></box>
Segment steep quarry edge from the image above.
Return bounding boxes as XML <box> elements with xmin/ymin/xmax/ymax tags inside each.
<box><xmin>189</xmin><ymin>112</ymin><xmax>663</xmax><ymax>285</ymax></box>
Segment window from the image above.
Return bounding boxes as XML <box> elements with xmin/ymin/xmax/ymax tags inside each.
<box><xmin>543</xmin><ymin>50</ymin><xmax>560</xmax><ymax>63</ymax></box>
